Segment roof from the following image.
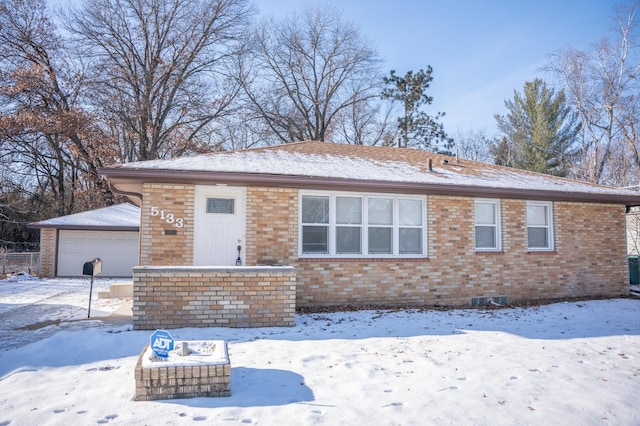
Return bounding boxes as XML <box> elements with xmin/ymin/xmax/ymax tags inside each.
<box><xmin>28</xmin><ymin>203</ymin><xmax>140</xmax><ymax>231</ymax></box>
<box><xmin>100</xmin><ymin>141</ymin><xmax>640</xmax><ymax>206</ymax></box>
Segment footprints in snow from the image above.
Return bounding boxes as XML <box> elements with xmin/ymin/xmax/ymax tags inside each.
<box><xmin>51</xmin><ymin>408</ymin><xmax>117</xmax><ymax>424</ymax></box>
<box><xmin>85</xmin><ymin>365</ymin><xmax>120</xmax><ymax>372</ymax></box>
<box><xmin>53</xmin><ymin>408</ymin><xmax>87</xmax><ymax>415</ymax></box>
<box><xmin>382</xmin><ymin>401</ymin><xmax>405</xmax><ymax>408</ymax></box>
<box><xmin>177</xmin><ymin>413</ymin><xmax>212</xmax><ymax>422</ymax></box>
<box><xmin>97</xmin><ymin>414</ymin><xmax>118</xmax><ymax>424</ymax></box>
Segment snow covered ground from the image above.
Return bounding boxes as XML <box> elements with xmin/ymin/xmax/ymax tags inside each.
<box><xmin>1</xmin><ymin>276</ymin><xmax>639</xmax><ymax>425</ymax></box>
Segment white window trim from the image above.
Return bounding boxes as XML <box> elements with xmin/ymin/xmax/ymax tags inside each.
<box><xmin>474</xmin><ymin>198</ymin><xmax>502</xmax><ymax>252</ymax></box>
<box><xmin>299</xmin><ymin>190</ymin><xmax>428</xmax><ymax>258</ymax></box>
<box><xmin>526</xmin><ymin>201</ymin><xmax>554</xmax><ymax>251</ymax></box>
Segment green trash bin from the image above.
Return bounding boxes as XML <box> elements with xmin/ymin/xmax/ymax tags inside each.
<box><xmin>629</xmin><ymin>256</ymin><xmax>639</xmax><ymax>285</ymax></box>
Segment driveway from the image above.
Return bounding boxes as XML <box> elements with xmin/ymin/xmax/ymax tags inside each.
<box><xmin>0</xmin><ymin>276</ymin><xmax>132</xmax><ymax>352</ymax></box>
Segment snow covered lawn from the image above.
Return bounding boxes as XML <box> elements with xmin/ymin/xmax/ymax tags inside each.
<box><xmin>1</xmin><ymin>277</ymin><xmax>639</xmax><ymax>425</ymax></box>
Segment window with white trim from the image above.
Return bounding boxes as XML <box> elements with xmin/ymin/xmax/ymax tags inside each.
<box><xmin>300</xmin><ymin>192</ymin><xmax>426</xmax><ymax>257</ymax></box>
<box><xmin>301</xmin><ymin>195</ymin><xmax>330</xmax><ymax>253</ymax></box>
<box><xmin>527</xmin><ymin>201</ymin><xmax>554</xmax><ymax>250</ymax></box>
<box><xmin>336</xmin><ymin>196</ymin><xmax>362</xmax><ymax>254</ymax></box>
<box><xmin>368</xmin><ymin>197</ymin><xmax>393</xmax><ymax>254</ymax></box>
<box><xmin>475</xmin><ymin>199</ymin><xmax>501</xmax><ymax>251</ymax></box>
<box><xmin>398</xmin><ymin>198</ymin><xmax>424</xmax><ymax>254</ymax></box>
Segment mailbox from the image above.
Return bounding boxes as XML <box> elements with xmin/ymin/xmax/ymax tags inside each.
<box><xmin>84</xmin><ymin>258</ymin><xmax>102</xmax><ymax>319</ymax></box>
<box><xmin>83</xmin><ymin>258</ymin><xmax>102</xmax><ymax>276</ymax></box>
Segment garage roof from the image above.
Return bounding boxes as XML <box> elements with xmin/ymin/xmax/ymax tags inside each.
<box><xmin>28</xmin><ymin>203</ymin><xmax>140</xmax><ymax>231</ymax></box>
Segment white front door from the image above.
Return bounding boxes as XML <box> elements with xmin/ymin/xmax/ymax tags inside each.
<box><xmin>193</xmin><ymin>186</ymin><xmax>246</xmax><ymax>266</ymax></box>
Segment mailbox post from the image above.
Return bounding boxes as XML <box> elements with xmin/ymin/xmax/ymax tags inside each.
<box><xmin>83</xmin><ymin>258</ymin><xmax>102</xmax><ymax>318</ymax></box>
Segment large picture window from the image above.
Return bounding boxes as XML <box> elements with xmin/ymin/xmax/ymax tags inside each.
<box><xmin>475</xmin><ymin>199</ymin><xmax>501</xmax><ymax>251</ymax></box>
<box><xmin>300</xmin><ymin>192</ymin><xmax>426</xmax><ymax>257</ymax></box>
<box><xmin>527</xmin><ymin>201</ymin><xmax>554</xmax><ymax>251</ymax></box>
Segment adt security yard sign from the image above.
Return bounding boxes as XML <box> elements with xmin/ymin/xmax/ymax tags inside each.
<box><xmin>150</xmin><ymin>330</ymin><xmax>175</xmax><ymax>358</ymax></box>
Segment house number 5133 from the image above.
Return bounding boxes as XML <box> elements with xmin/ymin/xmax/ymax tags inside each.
<box><xmin>150</xmin><ymin>206</ymin><xmax>184</xmax><ymax>228</ymax></box>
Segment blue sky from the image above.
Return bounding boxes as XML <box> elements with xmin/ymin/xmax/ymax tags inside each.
<box><xmin>256</xmin><ymin>0</ymin><xmax>628</xmax><ymax>137</ymax></box>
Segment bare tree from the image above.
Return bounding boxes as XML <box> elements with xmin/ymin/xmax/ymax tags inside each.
<box><xmin>239</xmin><ymin>6</ymin><xmax>381</xmax><ymax>144</ymax></box>
<box><xmin>454</xmin><ymin>128</ymin><xmax>495</xmax><ymax>163</ymax></box>
<box><xmin>0</xmin><ymin>0</ymin><xmax>115</xmax><ymax>215</ymax></box>
<box><xmin>333</xmin><ymin>100</ymin><xmax>395</xmax><ymax>146</ymax></box>
<box><xmin>66</xmin><ymin>0</ymin><xmax>253</xmax><ymax>161</ymax></box>
<box><xmin>207</xmin><ymin>114</ymin><xmax>275</xmax><ymax>151</ymax></box>
<box><xmin>547</xmin><ymin>3</ymin><xmax>640</xmax><ymax>185</ymax></box>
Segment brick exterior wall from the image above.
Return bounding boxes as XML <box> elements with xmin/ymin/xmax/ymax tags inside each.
<box><xmin>39</xmin><ymin>228</ymin><xmax>57</xmax><ymax>277</ymax></box>
<box><xmin>295</xmin><ymin>196</ymin><xmax>629</xmax><ymax>307</ymax></box>
<box><xmin>132</xmin><ymin>266</ymin><xmax>297</xmax><ymax>329</ymax></box>
<box><xmin>140</xmin><ymin>183</ymin><xmax>195</xmax><ymax>266</ymax></box>
<box><xmin>246</xmin><ymin>187</ymin><xmax>298</xmax><ymax>266</ymax></box>
<box><xmin>135</xmin><ymin>183</ymin><xmax>629</xmax><ymax>323</ymax></box>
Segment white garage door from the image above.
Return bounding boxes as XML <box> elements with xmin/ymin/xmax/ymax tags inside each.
<box><xmin>57</xmin><ymin>230</ymin><xmax>139</xmax><ymax>277</ymax></box>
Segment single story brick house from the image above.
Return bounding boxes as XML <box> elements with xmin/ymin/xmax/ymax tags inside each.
<box><xmin>100</xmin><ymin>141</ymin><xmax>640</xmax><ymax>329</ymax></box>
<box><xmin>29</xmin><ymin>203</ymin><xmax>140</xmax><ymax>277</ymax></box>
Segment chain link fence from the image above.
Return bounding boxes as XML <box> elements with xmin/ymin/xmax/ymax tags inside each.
<box><xmin>0</xmin><ymin>252</ymin><xmax>40</xmax><ymax>277</ymax></box>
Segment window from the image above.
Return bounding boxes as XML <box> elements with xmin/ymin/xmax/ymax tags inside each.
<box><xmin>527</xmin><ymin>201</ymin><xmax>553</xmax><ymax>251</ymax></box>
<box><xmin>336</xmin><ymin>196</ymin><xmax>362</xmax><ymax>254</ymax></box>
<box><xmin>206</xmin><ymin>198</ymin><xmax>234</xmax><ymax>214</ymax></box>
<box><xmin>475</xmin><ymin>199</ymin><xmax>501</xmax><ymax>251</ymax></box>
<box><xmin>368</xmin><ymin>198</ymin><xmax>393</xmax><ymax>254</ymax></box>
<box><xmin>300</xmin><ymin>192</ymin><xmax>426</xmax><ymax>257</ymax></box>
<box><xmin>301</xmin><ymin>195</ymin><xmax>330</xmax><ymax>253</ymax></box>
<box><xmin>399</xmin><ymin>198</ymin><xmax>423</xmax><ymax>254</ymax></box>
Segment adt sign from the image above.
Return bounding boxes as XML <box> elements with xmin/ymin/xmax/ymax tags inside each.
<box><xmin>150</xmin><ymin>329</ymin><xmax>174</xmax><ymax>358</ymax></box>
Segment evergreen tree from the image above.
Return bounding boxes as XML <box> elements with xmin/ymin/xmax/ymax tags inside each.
<box><xmin>381</xmin><ymin>68</ymin><xmax>453</xmax><ymax>152</ymax></box>
<box><xmin>493</xmin><ymin>78</ymin><xmax>580</xmax><ymax>176</ymax></box>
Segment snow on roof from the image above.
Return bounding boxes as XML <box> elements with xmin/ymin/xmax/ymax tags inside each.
<box><xmin>114</xmin><ymin>142</ymin><xmax>640</xmax><ymax>198</ymax></box>
<box><xmin>29</xmin><ymin>203</ymin><xmax>140</xmax><ymax>230</ymax></box>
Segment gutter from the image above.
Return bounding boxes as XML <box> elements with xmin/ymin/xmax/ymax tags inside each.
<box><xmin>27</xmin><ymin>223</ymin><xmax>139</xmax><ymax>231</ymax></box>
<box><xmin>99</xmin><ymin>167</ymin><xmax>640</xmax><ymax>208</ymax></box>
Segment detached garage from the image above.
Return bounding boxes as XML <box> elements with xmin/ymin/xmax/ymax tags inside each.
<box><xmin>29</xmin><ymin>204</ymin><xmax>140</xmax><ymax>277</ymax></box>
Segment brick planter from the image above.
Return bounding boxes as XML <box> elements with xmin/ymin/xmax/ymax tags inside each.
<box><xmin>134</xmin><ymin>341</ymin><xmax>231</xmax><ymax>401</ymax></box>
